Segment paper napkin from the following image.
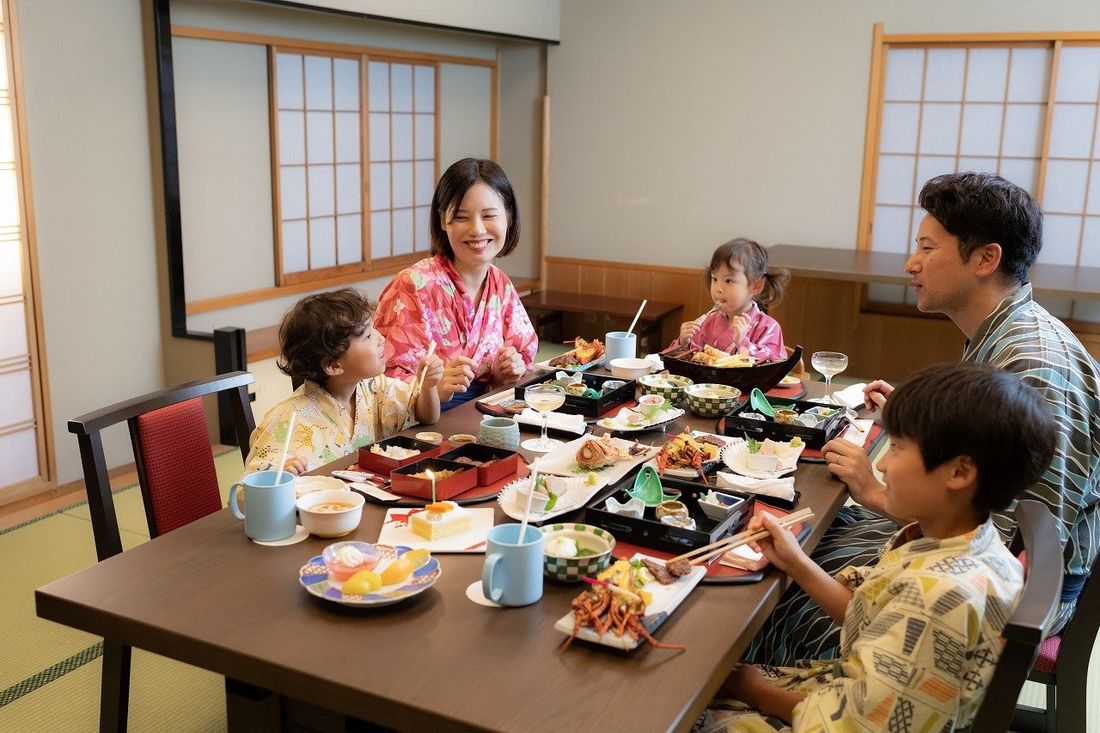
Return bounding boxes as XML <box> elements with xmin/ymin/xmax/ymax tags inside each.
<box><xmin>831</xmin><ymin>383</ymin><xmax>868</xmax><ymax>410</ymax></box>
<box><xmin>716</xmin><ymin>471</ymin><xmax>796</xmax><ymax>502</ymax></box>
<box><xmin>516</xmin><ymin>408</ymin><xmax>586</xmax><ymax>435</ymax></box>
<box><xmin>643</xmin><ymin>354</ymin><xmax>665</xmax><ymax>371</ymax></box>
<box><xmin>839</xmin><ymin>418</ymin><xmax>874</xmax><ymax>446</ymax></box>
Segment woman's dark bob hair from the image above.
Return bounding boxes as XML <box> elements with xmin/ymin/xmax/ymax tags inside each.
<box><xmin>429</xmin><ymin>158</ymin><xmax>520</xmax><ymax>260</ymax></box>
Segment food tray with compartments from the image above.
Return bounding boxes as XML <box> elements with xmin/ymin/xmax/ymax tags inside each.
<box><xmin>436</xmin><ymin>443</ymin><xmax>521</xmax><ymax>486</ymax></box>
<box><xmin>389</xmin><ymin>457</ymin><xmax>478</xmax><ymax>500</ymax></box>
<box><xmin>720</xmin><ymin>397</ymin><xmax>846</xmax><ymax>449</ymax></box>
<box><xmin>514</xmin><ymin>371</ymin><xmax>635</xmax><ymax>418</ymax></box>
<box><xmin>357</xmin><ymin>435</ymin><xmax>442</xmax><ymax>473</ymax></box>
<box><xmin>584</xmin><ymin>475</ymin><xmax>754</xmax><ymax>555</ymax></box>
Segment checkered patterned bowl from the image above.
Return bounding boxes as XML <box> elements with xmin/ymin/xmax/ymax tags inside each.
<box><xmin>684</xmin><ymin>383</ymin><xmax>742</xmax><ymax>418</ymax></box>
<box><xmin>541</xmin><ymin>524</ymin><xmax>616</xmax><ymax>582</ymax></box>
<box><xmin>637</xmin><ymin>373</ymin><xmax>694</xmax><ymax>404</ymax></box>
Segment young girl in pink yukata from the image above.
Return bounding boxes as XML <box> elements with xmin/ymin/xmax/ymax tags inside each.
<box><xmin>674</xmin><ymin>238</ymin><xmax>789</xmax><ymax>361</ymax></box>
<box><xmin>375</xmin><ymin>158</ymin><xmax>538</xmax><ymax>410</ymax></box>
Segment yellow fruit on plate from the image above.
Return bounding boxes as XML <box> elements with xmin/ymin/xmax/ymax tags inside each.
<box><xmin>379</xmin><ymin>556</ymin><xmax>414</xmax><ymax>585</ymax></box>
<box><xmin>403</xmin><ymin>548</ymin><xmax>431</xmax><ymax>569</ymax></box>
<box><xmin>342</xmin><ymin>570</ymin><xmax>382</xmax><ymax>595</ymax></box>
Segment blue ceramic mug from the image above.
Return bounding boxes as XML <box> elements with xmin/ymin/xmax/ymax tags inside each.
<box><xmin>229</xmin><ymin>470</ymin><xmax>297</xmax><ymax>542</ymax></box>
<box><xmin>478</xmin><ymin>416</ymin><xmax>520</xmax><ymax>450</ymax></box>
<box><xmin>605</xmin><ymin>331</ymin><xmax>637</xmax><ymax>364</ymax></box>
<box><xmin>482</xmin><ymin>523</ymin><xmax>544</xmax><ymax>606</ymax></box>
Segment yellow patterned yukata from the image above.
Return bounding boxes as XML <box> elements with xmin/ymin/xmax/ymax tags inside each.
<box><xmin>698</xmin><ymin>518</ymin><xmax>1023</xmax><ymax>732</ymax></box>
<box><xmin>245</xmin><ymin>378</ymin><xmax>416</xmax><ymax>474</ymax></box>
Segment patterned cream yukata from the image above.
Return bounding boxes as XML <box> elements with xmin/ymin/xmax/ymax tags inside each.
<box><xmin>699</xmin><ymin>519</ymin><xmax>1023</xmax><ymax>733</ymax></box>
<box><xmin>244</xmin><ymin>378</ymin><xmax>416</xmax><ymax>474</ymax></box>
<box><xmin>374</xmin><ymin>255</ymin><xmax>538</xmax><ymax>382</ymax></box>
<box><xmin>673</xmin><ymin>302</ymin><xmax>786</xmax><ymax>361</ymax></box>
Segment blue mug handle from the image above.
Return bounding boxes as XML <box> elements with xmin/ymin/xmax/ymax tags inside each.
<box><xmin>482</xmin><ymin>552</ymin><xmax>504</xmax><ymax>602</ymax></box>
<box><xmin>228</xmin><ymin>482</ymin><xmax>245</xmax><ymax>520</ymax></box>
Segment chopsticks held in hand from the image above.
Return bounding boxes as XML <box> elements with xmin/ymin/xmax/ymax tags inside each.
<box><xmin>670</xmin><ymin>508</ymin><xmax>815</xmax><ymax>566</ymax></box>
<box><xmin>412</xmin><ymin>340</ymin><xmax>437</xmax><ymax>402</ymax></box>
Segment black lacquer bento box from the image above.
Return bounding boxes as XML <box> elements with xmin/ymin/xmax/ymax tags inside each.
<box><xmin>585</xmin><ymin>475</ymin><xmax>755</xmax><ymax>555</ymax></box>
<box><xmin>720</xmin><ymin>397</ymin><xmax>847</xmax><ymax>450</ymax></box>
<box><xmin>514</xmin><ymin>371</ymin><xmax>636</xmax><ymax>418</ymax></box>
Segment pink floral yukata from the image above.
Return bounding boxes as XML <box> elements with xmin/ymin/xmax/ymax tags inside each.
<box><xmin>677</xmin><ymin>301</ymin><xmax>786</xmax><ymax>361</ymax></box>
<box><xmin>375</xmin><ymin>255</ymin><xmax>538</xmax><ymax>382</ymax></box>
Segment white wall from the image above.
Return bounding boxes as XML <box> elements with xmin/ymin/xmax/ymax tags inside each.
<box><xmin>548</xmin><ymin>0</ymin><xmax>1100</xmax><ymax>270</ymax></box>
<box><xmin>17</xmin><ymin>0</ymin><xmax>164</xmax><ymax>484</ymax></box>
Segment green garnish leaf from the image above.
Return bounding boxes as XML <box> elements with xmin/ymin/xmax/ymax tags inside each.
<box><xmin>746</xmin><ymin>437</ymin><xmax>762</xmax><ymax>454</ymax></box>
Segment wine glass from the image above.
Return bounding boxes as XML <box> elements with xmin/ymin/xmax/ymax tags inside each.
<box><xmin>811</xmin><ymin>351</ymin><xmax>849</xmax><ymax>404</ymax></box>
<box><xmin>521</xmin><ymin>384</ymin><xmax>567</xmax><ymax>452</ymax></box>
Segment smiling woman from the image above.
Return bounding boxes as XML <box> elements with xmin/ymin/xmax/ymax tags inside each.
<box><xmin>374</xmin><ymin>158</ymin><xmax>539</xmax><ymax>410</ymax></box>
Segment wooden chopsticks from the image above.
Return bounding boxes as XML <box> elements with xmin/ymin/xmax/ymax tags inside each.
<box><xmin>670</xmin><ymin>507</ymin><xmax>815</xmax><ymax>566</ymax></box>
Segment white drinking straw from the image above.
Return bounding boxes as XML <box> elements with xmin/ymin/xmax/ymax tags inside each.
<box><xmin>626</xmin><ymin>299</ymin><xmax>647</xmax><ymax>336</ymax></box>
<box><xmin>518</xmin><ymin>466</ymin><xmax>539</xmax><ymax>542</ymax></box>
<box><xmin>273</xmin><ymin>411</ymin><xmax>296</xmax><ymax>486</ymax></box>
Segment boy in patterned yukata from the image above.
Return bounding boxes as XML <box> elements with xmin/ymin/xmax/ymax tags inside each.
<box><xmin>375</xmin><ymin>158</ymin><xmax>538</xmax><ymax>411</ymax></box>
<box><xmin>672</xmin><ymin>238</ymin><xmax>789</xmax><ymax>361</ymax></box>
<box><xmin>245</xmin><ymin>289</ymin><xmax>444</xmax><ymax>475</ymax></box>
<box><xmin>697</xmin><ymin>363</ymin><xmax>1056</xmax><ymax>732</ymax></box>
<box><xmin>749</xmin><ymin>172</ymin><xmax>1100</xmax><ymax>666</ymax></box>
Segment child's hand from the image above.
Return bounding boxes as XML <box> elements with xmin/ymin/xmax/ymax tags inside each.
<box><xmin>747</xmin><ymin>512</ymin><xmax>808</xmax><ymax>575</ymax></box>
<box><xmin>440</xmin><ymin>356</ymin><xmax>477</xmax><ymax>400</ymax></box>
<box><xmin>417</xmin><ymin>353</ymin><xmax>445</xmax><ymax>390</ymax></box>
<box><xmin>282</xmin><ymin>456</ymin><xmax>307</xmax><ymax>476</ymax></box>
<box><xmin>491</xmin><ymin>346</ymin><xmax>525</xmax><ymax>383</ymax></box>
<box><xmin>863</xmin><ymin>379</ymin><xmax>894</xmax><ymax>411</ymax></box>
<box><xmin>720</xmin><ymin>664</ymin><xmax>770</xmax><ymax>709</ymax></box>
<box><xmin>821</xmin><ymin>438</ymin><xmax>886</xmax><ymax>514</ymax></box>
<box><xmin>678</xmin><ymin>320</ymin><xmax>700</xmax><ymax>345</ymax></box>
<box><xmin>731</xmin><ymin>313</ymin><xmax>749</xmax><ymax>345</ymax></box>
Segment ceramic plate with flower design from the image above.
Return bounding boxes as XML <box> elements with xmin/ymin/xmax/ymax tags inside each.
<box><xmin>298</xmin><ymin>544</ymin><xmax>441</xmax><ymax>607</ymax></box>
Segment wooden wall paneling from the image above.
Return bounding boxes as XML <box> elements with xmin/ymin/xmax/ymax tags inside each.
<box><xmin>544</xmin><ymin>260</ymin><xmax>581</xmax><ymax>292</ymax></box>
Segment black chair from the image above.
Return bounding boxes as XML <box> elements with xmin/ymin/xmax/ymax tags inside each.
<box><xmin>67</xmin><ymin>371</ymin><xmax>255</xmax><ymax>732</ymax></box>
<box><xmin>967</xmin><ymin>500</ymin><xmax>1064</xmax><ymax>733</ymax></box>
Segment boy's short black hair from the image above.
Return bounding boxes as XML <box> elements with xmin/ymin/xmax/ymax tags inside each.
<box><xmin>883</xmin><ymin>363</ymin><xmax>1056</xmax><ymax>514</ymax></box>
<box><xmin>429</xmin><ymin>158</ymin><xmax>520</xmax><ymax>260</ymax></box>
<box><xmin>918</xmin><ymin>172</ymin><xmax>1042</xmax><ymax>285</ymax></box>
<box><xmin>277</xmin><ymin>288</ymin><xmax>376</xmax><ymax>385</ymax></box>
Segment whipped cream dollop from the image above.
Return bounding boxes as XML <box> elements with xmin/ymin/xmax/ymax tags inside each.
<box><xmin>335</xmin><ymin>544</ymin><xmax>365</xmax><ymax>567</ymax></box>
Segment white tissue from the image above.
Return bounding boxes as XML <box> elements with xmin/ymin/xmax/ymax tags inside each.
<box><xmin>830</xmin><ymin>383</ymin><xmax>868</xmax><ymax>410</ymax></box>
<box><xmin>716</xmin><ymin>471</ymin><xmax>796</xmax><ymax>502</ymax></box>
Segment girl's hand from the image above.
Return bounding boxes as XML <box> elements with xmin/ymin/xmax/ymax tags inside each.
<box><xmin>491</xmin><ymin>346</ymin><xmax>525</xmax><ymax>383</ymax></box>
<box><xmin>678</xmin><ymin>320</ymin><xmax>700</xmax><ymax>345</ymax></box>
<box><xmin>746</xmin><ymin>512</ymin><xmax>808</xmax><ymax>575</ymax></box>
<box><xmin>441</xmin><ymin>356</ymin><xmax>477</xmax><ymax>400</ymax></box>
<box><xmin>282</xmin><ymin>456</ymin><xmax>307</xmax><ymax>476</ymax></box>
<box><xmin>731</xmin><ymin>313</ymin><xmax>750</xmax><ymax>345</ymax></box>
<box><xmin>417</xmin><ymin>353</ymin><xmax>445</xmax><ymax>390</ymax></box>
<box><xmin>863</xmin><ymin>380</ymin><xmax>894</xmax><ymax>411</ymax></box>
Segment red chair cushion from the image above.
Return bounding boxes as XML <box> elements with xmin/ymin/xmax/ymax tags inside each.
<box><xmin>135</xmin><ymin>397</ymin><xmax>223</xmax><ymax>535</ymax></box>
<box><xmin>1033</xmin><ymin>634</ymin><xmax>1061</xmax><ymax>674</ymax></box>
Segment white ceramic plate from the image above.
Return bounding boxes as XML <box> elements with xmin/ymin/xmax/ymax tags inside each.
<box><xmin>534</xmin><ymin>356</ymin><xmax>601</xmax><ymax>372</ymax></box>
<box><xmin>294</xmin><ymin>475</ymin><xmax>350</xmax><ymax>499</ymax></box>
<box><xmin>779</xmin><ymin>374</ymin><xmax>802</xmax><ymax>386</ymax></box>
<box><xmin>375</xmin><ymin>507</ymin><xmax>495</xmax><ymax>552</ymax></box>
<box><xmin>649</xmin><ymin>430</ymin><xmax>735</xmax><ymax>478</ymax></box>
<box><xmin>496</xmin><ymin>475</ymin><xmax>597</xmax><ymax>523</ymax></box>
<box><xmin>530</xmin><ymin>436</ymin><xmax>660</xmax><ymax>491</ymax></box>
<box><xmin>720</xmin><ymin>438</ymin><xmax>803</xmax><ymax>479</ymax></box>
<box><xmin>298</xmin><ymin>544</ymin><xmax>441</xmax><ymax>607</ymax></box>
<box><xmin>595</xmin><ymin>407</ymin><xmax>686</xmax><ymax>432</ymax></box>
<box><xmin>553</xmin><ymin>553</ymin><xmax>706</xmax><ymax>650</ymax></box>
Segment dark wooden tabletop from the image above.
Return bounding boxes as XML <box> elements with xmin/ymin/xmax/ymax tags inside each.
<box><xmin>36</xmin><ymin>379</ymin><xmax>851</xmax><ymax>733</ymax></box>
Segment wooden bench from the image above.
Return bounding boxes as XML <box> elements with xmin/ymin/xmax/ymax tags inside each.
<box><xmin>520</xmin><ymin>290</ymin><xmax>684</xmax><ymax>353</ymax></box>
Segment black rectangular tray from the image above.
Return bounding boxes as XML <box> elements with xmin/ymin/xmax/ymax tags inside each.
<box><xmin>720</xmin><ymin>397</ymin><xmax>846</xmax><ymax>449</ymax></box>
<box><xmin>514</xmin><ymin>371</ymin><xmax>635</xmax><ymax>418</ymax></box>
<box><xmin>584</xmin><ymin>475</ymin><xmax>754</xmax><ymax>555</ymax></box>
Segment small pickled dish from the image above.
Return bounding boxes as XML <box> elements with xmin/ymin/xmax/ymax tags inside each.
<box><xmin>564</xmin><ymin>382</ymin><xmax>588</xmax><ymax>396</ymax></box>
<box><xmin>659</xmin><ymin>514</ymin><xmax>696</xmax><ymax>530</ymax></box>
<box><xmin>774</xmin><ymin>409</ymin><xmax>799</xmax><ymax>425</ymax></box>
<box><xmin>637</xmin><ymin>394</ymin><xmax>665</xmax><ymax>408</ymax></box>
<box><xmin>322</xmin><ymin>541</ymin><xmax>380</xmax><ymax>583</ymax></box>
<box><xmin>447</xmin><ymin>433</ymin><xmax>477</xmax><ymax>445</ymax></box>
<box><xmin>601</xmin><ymin>380</ymin><xmax>626</xmax><ymax>392</ymax></box>
<box><xmin>655</xmin><ymin>500</ymin><xmax>689</xmax><ymax>521</ymax></box>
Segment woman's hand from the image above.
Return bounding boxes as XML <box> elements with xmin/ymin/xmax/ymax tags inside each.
<box><xmin>440</xmin><ymin>356</ymin><xmax>477</xmax><ymax>401</ymax></box>
<box><xmin>678</xmin><ymin>320</ymin><xmax>700</xmax><ymax>345</ymax></box>
<box><xmin>747</xmin><ymin>512</ymin><xmax>809</xmax><ymax>576</ymax></box>
<box><xmin>417</xmin><ymin>353</ymin><xmax>445</xmax><ymax>390</ymax></box>
<box><xmin>821</xmin><ymin>438</ymin><xmax>887</xmax><ymax>514</ymax></box>
<box><xmin>491</xmin><ymin>345</ymin><xmax>525</xmax><ymax>383</ymax></box>
<box><xmin>863</xmin><ymin>379</ymin><xmax>894</xmax><ymax>411</ymax></box>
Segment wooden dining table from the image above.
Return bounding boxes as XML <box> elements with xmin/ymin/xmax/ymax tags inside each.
<box><xmin>35</xmin><ymin>377</ymin><xmax>857</xmax><ymax>732</ymax></box>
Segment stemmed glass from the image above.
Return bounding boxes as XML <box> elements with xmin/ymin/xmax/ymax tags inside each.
<box><xmin>521</xmin><ymin>384</ymin><xmax>567</xmax><ymax>452</ymax></box>
<box><xmin>811</xmin><ymin>351</ymin><xmax>849</xmax><ymax>404</ymax></box>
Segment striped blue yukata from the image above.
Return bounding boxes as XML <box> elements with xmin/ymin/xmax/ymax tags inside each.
<box><xmin>746</xmin><ymin>284</ymin><xmax>1100</xmax><ymax>667</ymax></box>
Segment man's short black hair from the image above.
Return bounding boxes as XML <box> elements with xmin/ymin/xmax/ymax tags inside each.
<box><xmin>883</xmin><ymin>363</ymin><xmax>1055</xmax><ymax>514</ymax></box>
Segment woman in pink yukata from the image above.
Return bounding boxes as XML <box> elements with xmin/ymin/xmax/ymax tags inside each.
<box><xmin>375</xmin><ymin>158</ymin><xmax>538</xmax><ymax>410</ymax></box>
<box><xmin>674</xmin><ymin>238</ymin><xmax>789</xmax><ymax>361</ymax></box>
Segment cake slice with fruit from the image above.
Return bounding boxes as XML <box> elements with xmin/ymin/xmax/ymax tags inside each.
<box><xmin>410</xmin><ymin>501</ymin><xmax>472</xmax><ymax>540</ymax></box>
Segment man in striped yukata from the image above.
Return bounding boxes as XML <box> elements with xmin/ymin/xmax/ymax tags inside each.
<box><xmin>747</xmin><ymin>171</ymin><xmax>1100</xmax><ymax>667</ymax></box>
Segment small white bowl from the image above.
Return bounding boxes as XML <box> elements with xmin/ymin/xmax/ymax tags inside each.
<box><xmin>609</xmin><ymin>357</ymin><xmax>654</xmax><ymax>379</ymax></box>
<box><xmin>414</xmin><ymin>431</ymin><xmax>443</xmax><ymax>445</ymax></box>
<box><xmin>297</xmin><ymin>489</ymin><xmax>365</xmax><ymax>538</ymax></box>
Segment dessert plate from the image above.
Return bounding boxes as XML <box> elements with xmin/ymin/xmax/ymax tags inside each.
<box><xmin>298</xmin><ymin>544</ymin><xmax>441</xmax><ymax>607</ymax></box>
<box><xmin>721</xmin><ymin>438</ymin><xmax>803</xmax><ymax>479</ymax></box>
<box><xmin>553</xmin><ymin>553</ymin><xmax>705</xmax><ymax>650</ymax></box>
<box><xmin>375</xmin><ymin>507</ymin><xmax>495</xmax><ymax>552</ymax></box>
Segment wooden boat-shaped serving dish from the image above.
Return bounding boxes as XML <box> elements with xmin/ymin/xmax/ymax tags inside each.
<box><xmin>662</xmin><ymin>344</ymin><xmax>802</xmax><ymax>393</ymax></box>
